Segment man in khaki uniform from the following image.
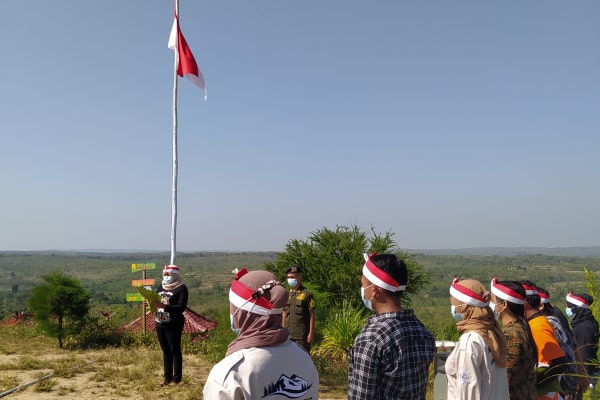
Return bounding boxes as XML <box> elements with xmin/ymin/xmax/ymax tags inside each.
<box><xmin>282</xmin><ymin>265</ymin><xmax>315</xmax><ymax>353</ymax></box>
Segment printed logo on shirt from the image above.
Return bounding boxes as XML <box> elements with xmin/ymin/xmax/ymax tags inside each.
<box><xmin>155</xmin><ymin>310</ymin><xmax>171</xmax><ymax>323</ymax></box>
<box><xmin>262</xmin><ymin>374</ymin><xmax>312</xmax><ymax>398</ymax></box>
<box><xmin>459</xmin><ymin>370</ymin><xmax>471</xmax><ymax>384</ymax></box>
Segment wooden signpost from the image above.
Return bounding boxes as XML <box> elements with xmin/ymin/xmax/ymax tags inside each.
<box><xmin>128</xmin><ymin>263</ymin><xmax>157</xmax><ymax>333</ymax></box>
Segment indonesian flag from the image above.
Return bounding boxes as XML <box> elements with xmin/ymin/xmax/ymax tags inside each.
<box><xmin>168</xmin><ymin>14</ymin><xmax>206</xmax><ymax>98</ymax></box>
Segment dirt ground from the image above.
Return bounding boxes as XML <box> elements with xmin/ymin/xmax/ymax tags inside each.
<box><xmin>0</xmin><ymin>350</ymin><xmax>346</xmax><ymax>400</ymax></box>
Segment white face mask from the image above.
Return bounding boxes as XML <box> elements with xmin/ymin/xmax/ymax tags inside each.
<box><xmin>361</xmin><ymin>285</ymin><xmax>374</xmax><ymax>311</ymax></box>
<box><xmin>229</xmin><ymin>314</ymin><xmax>240</xmax><ymax>335</ymax></box>
<box><xmin>451</xmin><ymin>305</ymin><xmax>463</xmax><ymax>321</ymax></box>
<box><xmin>565</xmin><ymin>307</ymin><xmax>574</xmax><ymax>318</ymax></box>
<box><xmin>489</xmin><ymin>301</ymin><xmax>502</xmax><ymax>319</ymax></box>
<box><xmin>287</xmin><ymin>278</ymin><xmax>298</xmax><ymax>288</ymax></box>
<box><xmin>163</xmin><ymin>275</ymin><xmax>173</xmax><ymax>285</ymax></box>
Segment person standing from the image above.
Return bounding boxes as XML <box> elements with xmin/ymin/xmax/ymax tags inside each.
<box><xmin>538</xmin><ymin>287</ymin><xmax>580</xmax><ymax>398</ymax></box>
<box><xmin>520</xmin><ymin>281</ymin><xmax>568</xmax><ymax>400</ymax></box>
<box><xmin>489</xmin><ymin>278</ymin><xmax>537</xmax><ymax>400</ymax></box>
<box><xmin>446</xmin><ymin>277</ymin><xmax>510</xmax><ymax>400</ymax></box>
<box><xmin>348</xmin><ymin>253</ymin><xmax>435</xmax><ymax>400</ymax></box>
<box><xmin>282</xmin><ymin>265</ymin><xmax>315</xmax><ymax>352</ymax></box>
<box><xmin>203</xmin><ymin>269</ymin><xmax>319</xmax><ymax>399</ymax></box>
<box><xmin>152</xmin><ymin>264</ymin><xmax>188</xmax><ymax>386</ymax></box>
<box><xmin>566</xmin><ymin>292</ymin><xmax>599</xmax><ymax>394</ymax></box>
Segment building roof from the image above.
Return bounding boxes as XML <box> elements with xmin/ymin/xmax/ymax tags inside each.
<box><xmin>123</xmin><ymin>307</ymin><xmax>217</xmax><ymax>334</ymax></box>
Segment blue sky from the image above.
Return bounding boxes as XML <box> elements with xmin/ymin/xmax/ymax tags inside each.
<box><xmin>1</xmin><ymin>1</ymin><xmax>599</xmax><ymax>252</ymax></box>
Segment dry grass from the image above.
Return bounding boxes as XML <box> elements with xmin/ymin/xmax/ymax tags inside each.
<box><xmin>0</xmin><ymin>325</ymin><xmax>346</xmax><ymax>400</ymax></box>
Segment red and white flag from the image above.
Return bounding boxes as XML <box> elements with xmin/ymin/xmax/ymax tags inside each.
<box><xmin>168</xmin><ymin>14</ymin><xmax>206</xmax><ymax>98</ymax></box>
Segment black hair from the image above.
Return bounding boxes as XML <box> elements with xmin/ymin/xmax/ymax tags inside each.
<box><xmin>567</xmin><ymin>293</ymin><xmax>594</xmax><ymax>308</ymax></box>
<box><xmin>500</xmin><ymin>280</ymin><xmax>538</xmax><ymax>363</ymax></box>
<box><xmin>496</xmin><ymin>280</ymin><xmax>526</xmax><ymax>318</ymax></box>
<box><xmin>537</xmin><ymin>287</ymin><xmax>555</xmax><ymax>316</ymax></box>
<box><xmin>286</xmin><ymin>265</ymin><xmax>302</xmax><ymax>275</ymax></box>
<box><xmin>370</xmin><ymin>254</ymin><xmax>408</xmax><ymax>297</ymax></box>
<box><xmin>519</xmin><ymin>280</ymin><xmax>541</xmax><ymax>308</ymax></box>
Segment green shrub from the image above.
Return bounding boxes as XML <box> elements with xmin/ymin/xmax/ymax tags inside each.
<box><xmin>312</xmin><ymin>300</ymin><xmax>366</xmax><ymax>360</ymax></box>
<box><xmin>125</xmin><ymin>331</ymin><xmax>157</xmax><ymax>348</ymax></box>
<box><xmin>312</xmin><ymin>353</ymin><xmax>348</xmax><ymax>391</ymax></box>
<box><xmin>65</xmin><ymin>316</ymin><xmax>129</xmax><ymax>349</ymax></box>
<box><xmin>192</xmin><ymin>307</ymin><xmax>235</xmax><ymax>362</ymax></box>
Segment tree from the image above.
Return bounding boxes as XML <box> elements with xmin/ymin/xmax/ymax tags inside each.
<box><xmin>264</xmin><ymin>224</ymin><xmax>429</xmax><ymax>308</ymax></box>
<box><xmin>584</xmin><ymin>266</ymin><xmax>600</xmax><ymax>322</ymax></box>
<box><xmin>27</xmin><ymin>270</ymin><xmax>91</xmax><ymax>348</ymax></box>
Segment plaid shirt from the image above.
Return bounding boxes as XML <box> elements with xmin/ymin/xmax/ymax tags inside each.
<box><xmin>348</xmin><ymin>310</ymin><xmax>435</xmax><ymax>400</ymax></box>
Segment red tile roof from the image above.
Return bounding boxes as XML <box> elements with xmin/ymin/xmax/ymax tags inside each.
<box><xmin>123</xmin><ymin>308</ymin><xmax>217</xmax><ymax>334</ymax></box>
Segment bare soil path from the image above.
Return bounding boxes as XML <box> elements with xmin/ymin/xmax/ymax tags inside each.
<box><xmin>0</xmin><ymin>349</ymin><xmax>345</xmax><ymax>400</ymax></box>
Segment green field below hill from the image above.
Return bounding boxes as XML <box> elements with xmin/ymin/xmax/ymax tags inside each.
<box><xmin>1</xmin><ymin>250</ymin><xmax>599</xmax><ymax>339</ymax></box>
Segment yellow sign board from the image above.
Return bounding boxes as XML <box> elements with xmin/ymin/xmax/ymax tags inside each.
<box><xmin>136</xmin><ymin>286</ymin><xmax>163</xmax><ymax>312</ymax></box>
<box><xmin>131</xmin><ymin>279</ymin><xmax>155</xmax><ymax>287</ymax></box>
<box><xmin>131</xmin><ymin>263</ymin><xmax>157</xmax><ymax>273</ymax></box>
<box><xmin>126</xmin><ymin>293</ymin><xmax>144</xmax><ymax>302</ymax></box>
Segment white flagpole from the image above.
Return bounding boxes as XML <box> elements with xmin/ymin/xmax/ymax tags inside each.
<box><xmin>170</xmin><ymin>0</ymin><xmax>180</xmax><ymax>266</ymax></box>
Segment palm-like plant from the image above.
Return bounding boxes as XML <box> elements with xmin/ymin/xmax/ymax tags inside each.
<box><xmin>312</xmin><ymin>300</ymin><xmax>366</xmax><ymax>360</ymax></box>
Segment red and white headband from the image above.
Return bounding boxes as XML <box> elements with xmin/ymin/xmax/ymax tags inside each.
<box><xmin>163</xmin><ymin>264</ymin><xmax>180</xmax><ymax>275</ymax></box>
<box><xmin>538</xmin><ymin>291</ymin><xmax>550</xmax><ymax>304</ymax></box>
<box><xmin>490</xmin><ymin>278</ymin><xmax>526</xmax><ymax>305</ymax></box>
<box><xmin>521</xmin><ymin>282</ymin><xmax>538</xmax><ymax>296</ymax></box>
<box><xmin>362</xmin><ymin>253</ymin><xmax>406</xmax><ymax>292</ymax></box>
<box><xmin>229</xmin><ymin>268</ymin><xmax>283</xmax><ymax>316</ymax></box>
<box><xmin>450</xmin><ymin>277</ymin><xmax>488</xmax><ymax>307</ymax></box>
<box><xmin>566</xmin><ymin>292</ymin><xmax>590</xmax><ymax>309</ymax></box>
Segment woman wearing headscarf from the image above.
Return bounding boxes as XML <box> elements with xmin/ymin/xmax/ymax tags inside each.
<box><xmin>203</xmin><ymin>269</ymin><xmax>319</xmax><ymax>400</ymax></box>
<box><xmin>490</xmin><ymin>278</ymin><xmax>537</xmax><ymax>400</ymax></box>
<box><xmin>154</xmin><ymin>264</ymin><xmax>188</xmax><ymax>386</ymax></box>
<box><xmin>446</xmin><ymin>277</ymin><xmax>509</xmax><ymax>400</ymax></box>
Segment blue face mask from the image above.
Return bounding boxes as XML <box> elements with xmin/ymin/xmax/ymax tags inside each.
<box><xmin>229</xmin><ymin>314</ymin><xmax>240</xmax><ymax>335</ymax></box>
<box><xmin>163</xmin><ymin>275</ymin><xmax>173</xmax><ymax>285</ymax></box>
<box><xmin>361</xmin><ymin>285</ymin><xmax>374</xmax><ymax>311</ymax></box>
<box><xmin>565</xmin><ymin>307</ymin><xmax>574</xmax><ymax>318</ymax></box>
<box><xmin>287</xmin><ymin>278</ymin><xmax>298</xmax><ymax>288</ymax></box>
<box><xmin>451</xmin><ymin>305</ymin><xmax>463</xmax><ymax>321</ymax></box>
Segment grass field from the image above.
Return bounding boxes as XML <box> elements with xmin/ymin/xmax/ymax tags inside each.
<box><xmin>2</xmin><ymin>251</ymin><xmax>599</xmax><ymax>399</ymax></box>
<box><xmin>0</xmin><ymin>323</ymin><xmax>348</xmax><ymax>400</ymax></box>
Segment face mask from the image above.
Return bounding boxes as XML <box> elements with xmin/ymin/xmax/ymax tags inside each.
<box><xmin>489</xmin><ymin>302</ymin><xmax>501</xmax><ymax>319</ymax></box>
<box><xmin>361</xmin><ymin>285</ymin><xmax>374</xmax><ymax>311</ymax></box>
<box><xmin>451</xmin><ymin>305</ymin><xmax>463</xmax><ymax>321</ymax></box>
<box><xmin>163</xmin><ymin>276</ymin><xmax>173</xmax><ymax>285</ymax></box>
<box><xmin>565</xmin><ymin>307</ymin><xmax>574</xmax><ymax>318</ymax></box>
<box><xmin>229</xmin><ymin>314</ymin><xmax>240</xmax><ymax>335</ymax></box>
<box><xmin>287</xmin><ymin>278</ymin><xmax>298</xmax><ymax>288</ymax></box>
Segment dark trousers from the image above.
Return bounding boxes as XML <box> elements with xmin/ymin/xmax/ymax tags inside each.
<box><xmin>292</xmin><ymin>337</ymin><xmax>311</xmax><ymax>353</ymax></box>
<box><xmin>156</xmin><ymin>323</ymin><xmax>184</xmax><ymax>383</ymax></box>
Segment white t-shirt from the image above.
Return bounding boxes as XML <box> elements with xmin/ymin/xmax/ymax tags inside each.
<box><xmin>445</xmin><ymin>331</ymin><xmax>509</xmax><ymax>400</ymax></box>
<box><xmin>203</xmin><ymin>340</ymin><xmax>319</xmax><ymax>400</ymax></box>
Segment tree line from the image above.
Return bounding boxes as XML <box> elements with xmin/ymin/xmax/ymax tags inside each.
<box><xmin>7</xmin><ymin>225</ymin><xmax>599</xmax><ymax>349</ymax></box>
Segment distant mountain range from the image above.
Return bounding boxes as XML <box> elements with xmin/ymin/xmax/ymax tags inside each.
<box><xmin>407</xmin><ymin>246</ymin><xmax>600</xmax><ymax>258</ymax></box>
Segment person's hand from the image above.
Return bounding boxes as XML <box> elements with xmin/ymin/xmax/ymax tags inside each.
<box><xmin>150</xmin><ymin>299</ymin><xmax>164</xmax><ymax>309</ymax></box>
<box><xmin>577</xmin><ymin>376</ymin><xmax>591</xmax><ymax>391</ymax></box>
<box><xmin>307</xmin><ymin>331</ymin><xmax>314</xmax><ymax>344</ymax></box>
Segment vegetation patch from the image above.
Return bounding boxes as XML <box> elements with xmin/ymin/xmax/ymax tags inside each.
<box><xmin>1</xmin><ymin>244</ymin><xmax>599</xmax><ymax>399</ymax></box>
